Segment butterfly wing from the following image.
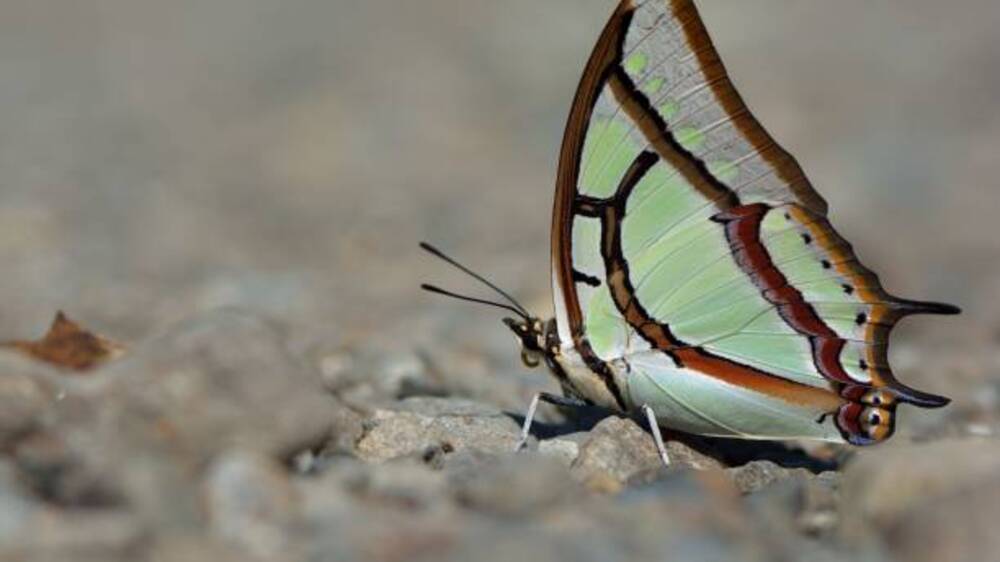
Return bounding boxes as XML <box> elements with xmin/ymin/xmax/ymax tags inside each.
<box><xmin>551</xmin><ymin>0</ymin><xmax>959</xmax><ymax>444</ymax></box>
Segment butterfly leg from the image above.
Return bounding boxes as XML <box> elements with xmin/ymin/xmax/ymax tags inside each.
<box><xmin>640</xmin><ymin>404</ymin><xmax>671</xmax><ymax>467</ymax></box>
<box><xmin>515</xmin><ymin>392</ymin><xmax>590</xmax><ymax>452</ymax></box>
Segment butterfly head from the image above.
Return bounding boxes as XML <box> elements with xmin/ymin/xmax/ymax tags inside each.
<box><xmin>417</xmin><ymin>242</ymin><xmax>554</xmax><ymax>369</ymax></box>
<box><xmin>503</xmin><ymin>317</ymin><xmax>547</xmax><ymax>368</ymax></box>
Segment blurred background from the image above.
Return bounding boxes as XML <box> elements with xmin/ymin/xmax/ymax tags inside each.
<box><xmin>1</xmin><ymin>0</ymin><xmax>996</xmax><ymax>403</ymax></box>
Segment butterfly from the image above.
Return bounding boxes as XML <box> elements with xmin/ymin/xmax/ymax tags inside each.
<box><xmin>423</xmin><ymin>0</ymin><xmax>959</xmax><ymax>465</ymax></box>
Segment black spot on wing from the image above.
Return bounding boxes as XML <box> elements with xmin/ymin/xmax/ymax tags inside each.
<box><xmin>573</xmin><ymin>270</ymin><xmax>602</xmax><ymax>287</ymax></box>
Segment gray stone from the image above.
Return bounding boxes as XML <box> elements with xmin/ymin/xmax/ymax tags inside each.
<box><xmin>663</xmin><ymin>439</ymin><xmax>726</xmax><ymax>472</ymax></box>
<box><xmin>319</xmin><ymin>347</ymin><xmax>447</xmax><ymax>405</ymax></box>
<box><xmin>571</xmin><ymin>417</ymin><xmax>661</xmax><ymax>491</ymax></box>
<box><xmin>537</xmin><ymin>433</ymin><xmax>585</xmax><ymax>466</ymax></box>
<box><xmin>96</xmin><ymin>308</ymin><xmax>340</xmax><ymax>458</ymax></box>
<box><xmin>0</xmin><ymin>461</ymin><xmax>144</xmax><ymax>562</ymax></box>
<box><xmin>744</xmin><ymin>469</ymin><xmax>842</xmax><ymax>540</ymax></box>
<box><xmin>888</xmin><ymin>477</ymin><xmax>1000</xmax><ymax>562</ymax></box>
<box><xmin>147</xmin><ymin>537</ymin><xmax>248</xmax><ymax>562</ymax></box>
<box><xmin>726</xmin><ymin>460</ymin><xmax>818</xmax><ymax>494</ymax></box>
<box><xmin>619</xmin><ymin>469</ymin><xmax>880</xmax><ymax>562</ymax></box>
<box><xmin>319</xmin><ymin>405</ymin><xmax>366</xmax><ymax>457</ymax></box>
<box><xmin>448</xmin><ymin>452</ymin><xmax>579</xmax><ymax>516</ymax></box>
<box><xmin>202</xmin><ymin>449</ymin><xmax>302</xmax><ymax>561</ymax></box>
<box><xmin>427</xmin><ymin>527</ymin><xmax>627</xmax><ymax>562</ymax></box>
<box><xmin>795</xmin><ymin>472</ymin><xmax>841</xmax><ymax>537</ymax></box>
<box><xmin>394</xmin><ymin>396</ymin><xmax>507</xmax><ymax>417</ymax></box>
<box><xmin>841</xmin><ymin>438</ymin><xmax>1000</xmax><ymax>561</ymax></box>
<box><xmin>570</xmin><ymin>417</ymin><xmax>722</xmax><ymax>491</ymax></box>
<box><xmin>420</xmin><ymin>349</ymin><xmax>556</xmax><ymax>416</ymax></box>
<box><xmin>432</xmin><ymin>447</ymin><xmax>498</xmax><ymax>473</ymax></box>
<box><xmin>330</xmin><ymin>456</ymin><xmax>451</xmax><ymax>511</ymax></box>
<box><xmin>10</xmin><ymin>511</ymin><xmax>145</xmax><ymax>562</ymax></box>
<box><xmin>19</xmin><ymin>309</ymin><xmax>345</xmax><ymax>530</ymax></box>
<box><xmin>559</xmin><ymin>470</ymin><xmax>774</xmax><ymax>562</ymax></box>
<box><xmin>0</xmin><ymin>459</ymin><xmax>41</xmax><ymax>546</ymax></box>
<box><xmin>355</xmin><ymin>397</ymin><xmax>522</xmax><ymax>462</ymax></box>
<box><xmin>11</xmin><ymin>430</ymin><xmax>123</xmax><ymax>508</ymax></box>
<box><xmin>296</xmin><ymin>468</ymin><xmax>468</xmax><ymax>562</ymax></box>
<box><xmin>0</xmin><ymin>353</ymin><xmax>58</xmax><ymax>448</ymax></box>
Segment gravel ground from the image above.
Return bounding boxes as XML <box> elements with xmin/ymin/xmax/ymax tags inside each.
<box><xmin>1</xmin><ymin>1</ymin><xmax>998</xmax><ymax>561</ymax></box>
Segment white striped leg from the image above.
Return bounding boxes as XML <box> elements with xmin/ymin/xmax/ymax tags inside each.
<box><xmin>514</xmin><ymin>392</ymin><xmax>589</xmax><ymax>452</ymax></box>
<box><xmin>641</xmin><ymin>404</ymin><xmax>671</xmax><ymax>467</ymax></box>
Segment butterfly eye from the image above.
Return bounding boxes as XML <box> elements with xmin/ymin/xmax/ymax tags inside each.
<box><xmin>510</xmin><ymin>333</ymin><xmax>526</xmax><ymax>352</ymax></box>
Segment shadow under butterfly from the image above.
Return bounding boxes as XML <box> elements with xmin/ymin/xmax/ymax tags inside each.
<box><xmin>422</xmin><ymin>0</ymin><xmax>959</xmax><ymax>467</ymax></box>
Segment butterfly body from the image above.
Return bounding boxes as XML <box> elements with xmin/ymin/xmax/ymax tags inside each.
<box><xmin>499</xmin><ymin>0</ymin><xmax>959</xmax><ymax>448</ymax></box>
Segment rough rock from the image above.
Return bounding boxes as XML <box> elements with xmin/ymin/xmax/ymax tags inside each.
<box><xmin>663</xmin><ymin>439</ymin><xmax>727</xmax><ymax>472</ymax></box>
<box><xmin>420</xmin><ymin>349</ymin><xmax>556</xmax><ymax>415</ymax></box>
<box><xmin>355</xmin><ymin>397</ymin><xmax>522</xmax><ymax>462</ymax></box>
<box><xmin>571</xmin><ymin>416</ymin><xmax>661</xmax><ymax>490</ymax></box>
<box><xmin>888</xmin><ymin>478</ymin><xmax>1000</xmax><ymax>562</ymax></box>
<box><xmin>448</xmin><ymin>451</ymin><xmax>579</xmax><ymax>516</ymax></box>
<box><xmin>0</xmin><ymin>460</ymin><xmax>144</xmax><ymax>562</ymax></box>
<box><xmin>331</xmin><ymin>456</ymin><xmax>451</xmax><ymax>511</ymax></box>
<box><xmin>537</xmin><ymin>432</ymin><xmax>586</xmax><ymax>466</ymax></box>
<box><xmin>0</xmin><ymin>460</ymin><xmax>42</xmax><ymax>549</ymax></box>
<box><xmin>146</xmin><ymin>537</ymin><xmax>249</xmax><ymax>562</ymax></box>
<box><xmin>559</xmin><ymin>470</ymin><xmax>772</xmax><ymax>562</ymax></box>
<box><xmin>92</xmin><ymin>308</ymin><xmax>340</xmax><ymax>458</ymax></box>
<box><xmin>202</xmin><ymin>449</ymin><xmax>302</xmax><ymax>561</ymax></box>
<box><xmin>744</xmin><ymin>469</ymin><xmax>842</xmax><ymax>539</ymax></box>
<box><xmin>318</xmin><ymin>405</ymin><xmax>366</xmax><ymax>458</ymax></box>
<box><xmin>726</xmin><ymin>460</ymin><xmax>823</xmax><ymax>494</ymax></box>
<box><xmin>17</xmin><ymin>310</ymin><xmax>345</xmax><ymax>530</ymax></box>
<box><xmin>840</xmin><ymin>438</ymin><xmax>1000</xmax><ymax>561</ymax></box>
<box><xmin>319</xmin><ymin>347</ymin><xmax>448</xmax><ymax>404</ymax></box>
<box><xmin>571</xmin><ymin>416</ymin><xmax>722</xmax><ymax>491</ymax></box>
<box><xmin>295</xmin><ymin>467</ymin><xmax>465</xmax><ymax>562</ymax></box>
<box><xmin>0</xmin><ymin>353</ymin><xmax>58</xmax><ymax>448</ymax></box>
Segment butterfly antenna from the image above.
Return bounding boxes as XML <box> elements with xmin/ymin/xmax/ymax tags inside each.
<box><xmin>419</xmin><ymin>242</ymin><xmax>531</xmax><ymax>318</ymax></box>
<box><xmin>420</xmin><ymin>284</ymin><xmax>529</xmax><ymax>319</ymax></box>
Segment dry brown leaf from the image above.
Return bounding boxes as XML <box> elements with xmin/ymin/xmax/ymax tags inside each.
<box><xmin>2</xmin><ymin>311</ymin><xmax>125</xmax><ymax>372</ymax></box>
